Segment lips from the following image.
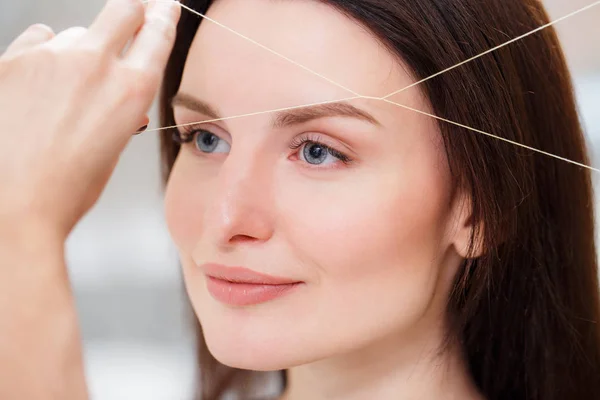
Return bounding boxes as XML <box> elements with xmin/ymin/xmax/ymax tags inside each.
<box><xmin>200</xmin><ymin>263</ymin><xmax>303</xmax><ymax>306</ymax></box>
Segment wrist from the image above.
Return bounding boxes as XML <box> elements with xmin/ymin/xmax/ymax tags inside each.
<box><xmin>0</xmin><ymin>217</ymin><xmax>66</xmax><ymax>257</ymax></box>
<box><xmin>0</xmin><ymin>217</ymin><xmax>85</xmax><ymax>399</ymax></box>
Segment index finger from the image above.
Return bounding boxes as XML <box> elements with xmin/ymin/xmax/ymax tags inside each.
<box><xmin>88</xmin><ymin>0</ymin><xmax>146</xmax><ymax>54</ymax></box>
<box><xmin>123</xmin><ymin>0</ymin><xmax>181</xmax><ymax>74</ymax></box>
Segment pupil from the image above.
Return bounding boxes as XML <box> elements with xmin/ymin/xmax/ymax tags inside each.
<box><xmin>196</xmin><ymin>131</ymin><xmax>219</xmax><ymax>152</ymax></box>
<box><xmin>203</xmin><ymin>134</ymin><xmax>216</xmax><ymax>146</ymax></box>
<box><xmin>305</xmin><ymin>143</ymin><xmax>327</xmax><ymax>164</ymax></box>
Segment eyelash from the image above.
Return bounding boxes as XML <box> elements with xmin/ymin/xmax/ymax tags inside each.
<box><xmin>171</xmin><ymin>126</ymin><xmax>196</xmax><ymax>144</ymax></box>
<box><xmin>172</xmin><ymin>126</ymin><xmax>353</xmax><ymax>165</ymax></box>
<box><xmin>288</xmin><ymin>133</ymin><xmax>353</xmax><ymax>165</ymax></box>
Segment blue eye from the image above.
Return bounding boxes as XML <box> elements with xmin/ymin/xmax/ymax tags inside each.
<box><xmin>303</xmin><ymin>142</ymin><xmax>331</xmax><ymax>165</ymax></box>
<box><xmin>290</xmin><ymin>135</ymin><xmax>352</xmax><ymax>167</ymax></box>
<box><xmin>193</xmin><ymin>130</ymin><xmax>231</xmax><ymax>154</ymax></box>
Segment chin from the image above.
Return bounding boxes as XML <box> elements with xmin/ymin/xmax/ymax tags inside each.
<box><xmin>189</xmin><ymin>278</ymin><xmax>326</xmax><ymax>370</ymax></box>
<box><xmin>199</xmin><ymin>309</ymin><xmax>331</xmax><ymax>371</ymax></box>
<box><xmin>203</xmin><ymin>331</ymin><xmax>306</xmax><ymax>371</ymax></box>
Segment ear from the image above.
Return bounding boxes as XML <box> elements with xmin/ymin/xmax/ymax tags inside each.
<box><xmin>450</xmin><ymin>192</ymin><xmax>485</xmax><ymax>259</ymax></box>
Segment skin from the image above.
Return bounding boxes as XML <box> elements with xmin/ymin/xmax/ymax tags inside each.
<box><xmin>0</xmin><ymin>0</ymin><xmax>481</xmax><ymax>398</ymax></box>
<box><xmin>165</xmin><ymin>0</ymin><xmax>482</xmax><ymax>399</ymax></box>
<box><xmin>0</xmin><ymin>0</ymin><xmax>180</xmax><ymax>398</ymax></box>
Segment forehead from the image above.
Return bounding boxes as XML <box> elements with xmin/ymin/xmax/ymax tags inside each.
<box><xmin>179</xmin><ymin>0</ymin><xmax>414</xmax><ymax>108</ymax></box>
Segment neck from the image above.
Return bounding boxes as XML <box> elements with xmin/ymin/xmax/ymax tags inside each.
<box><xmin>279</xmin><ymin>322</ymin><xmax>482</xmax><ymax>400</ymax></box>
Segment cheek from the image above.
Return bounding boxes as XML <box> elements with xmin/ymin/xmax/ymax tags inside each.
<box><xmin>277</xmin><ymin>160</ymin><xmax>453</xmax><ymax>342</ymax></box>
<box><xmin>164</xmin><ymin>156</ymin><xmax>211</xmax><ymax>252</ymax></box>
<box><xmin>282</xmin><ymin>171</ymin><xmax>451</xmax><ymax>286</ymax></box>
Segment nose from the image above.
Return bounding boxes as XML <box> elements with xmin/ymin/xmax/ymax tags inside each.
<box><xmin>203</xmin><ymin>151</ymin><xmax>275</xmax><ymax>250</ymax></box>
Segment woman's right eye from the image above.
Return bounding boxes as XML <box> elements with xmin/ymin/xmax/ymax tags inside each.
<box><xmin>192</xmin><ymin>129</ymin><xmax>231</xmax><ymax>154</ymax></box>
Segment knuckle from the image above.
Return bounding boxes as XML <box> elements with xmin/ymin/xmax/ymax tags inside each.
<box><xmin>52</xmin><ymin>26</ymin><xmax>88</xmax><ymax>46</ymax></box>
<box><xmin>48</xmin><ymin>44</ymin><xmax>110</xmax><ymax>88</ymax></box>
<box><xmin>145</xmin><ymin>15</ymin><xmax>177</xmax><ymax>42</ymax></box>
<box><xmin>69</xmin><ymin>45</ymin><xmax>106</xmax><ymax>71</ymax></box>
<box><xmin>27</xmin><ymin>23</ymin><xmax>55</xmax><ymax>39</ymax></box>
<box><xmin>77</xmin><ymin>42</ymin><xmax>104</xmax><ymax>60</ymax></box>
<box><xmin>112</xmin><ymin>0</ymin><xmax>143</xmax><ymax>11</ymax></box>
<box><xmin>61</xmin><ymin>26</ymin><xmax>88</xmax><ymax>37</ymax></box>
<box><xmin>119</xmin><ymin>66</ymin><xmax>157</xmax><ymax>102</ymax></box>
<box><xmin>122</xmin><ymin>0</ymin><xmax>145</xmax><ymax>19</ymax></box>
<box><xmin>47</xmin><ymin>26</ymin><xmax>96</xmax><ymax>55</ymax></box>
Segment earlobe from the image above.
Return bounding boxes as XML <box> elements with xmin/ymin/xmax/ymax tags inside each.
<box><xmin>451</xmin><ymin>194</ymin><xmax>485</xmax><ymax>260</ymax></box>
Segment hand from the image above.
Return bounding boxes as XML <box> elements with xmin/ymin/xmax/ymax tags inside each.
<box><xmin>0</xmin><ymin>0</ymin><xmax>181</xmax><ymax>240</ymax></box>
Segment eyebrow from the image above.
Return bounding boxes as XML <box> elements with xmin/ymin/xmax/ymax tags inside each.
<box><xmin>171</xmin><ymin>93</ymin><xmax>381</xmax><ymax>127</ymax></box>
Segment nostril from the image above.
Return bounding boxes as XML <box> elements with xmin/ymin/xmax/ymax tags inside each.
<box><xmin>229</xmin><ymin>234</ymin><xmax>257</xmax><ymax>243</ymax></box>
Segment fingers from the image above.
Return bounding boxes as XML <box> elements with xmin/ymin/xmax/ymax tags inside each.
<box><xmin>3</xmin><ymin>24</ymin><xmax>55</xmax><ymax>58</ymax></box>
<box><xmin>88</xmin><ymin>0</ymin><xmax>146</xmax><ymax>54</ymax></box>
<box><xmin>45</xmin><ymin>27</ymin><xmax>88</xmax><ymax>51</ymax></box>
<box><xmin>124</xmin><ymin>0</ymin><xmax>181</xmax><ymax>73</ymax></box>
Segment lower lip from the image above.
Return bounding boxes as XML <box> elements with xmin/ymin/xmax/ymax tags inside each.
<box><xmin>205</xmin><ymin>276</ymin><xmax>301</xmax><ymax>306</ymax></box>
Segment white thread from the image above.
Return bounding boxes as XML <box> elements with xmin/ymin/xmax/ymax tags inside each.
<box><xmin>156</xmin><ymin>0</ymin><xmax>599</xmax><ymax>172</ymax></box>
<box><xmin>3</xmin><ymin>0</ymin><xmax>597</xmax><ymax>172</ymax></box>
<box><xmin>382</xmin><ymin>98</ymin><xmax>600</xmax><ymax>173</ymax></box>
<box><xmin>145</xmin><ymin>95</ymin><xmax>363</xmax><ymax>133</ymax></box>
<box><xmin>176</xmin><ymin>2</ymin><xmax>361</xmax><ymax>97</ymax></box>
<box><xmin>382</xmin><ymin>0</ymin><xmax>600</xmax><ymax>99</ymax></box>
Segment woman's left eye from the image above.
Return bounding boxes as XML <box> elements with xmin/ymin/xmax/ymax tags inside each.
<box><xmin>192</xmin><ymin>129</ymin><xmax>231</xmax><ymax>154</ymax></box>
<box><xmin>291</xmin><ymin>137</ymin><xmax>352</xmax><ymax>167</ymax></box>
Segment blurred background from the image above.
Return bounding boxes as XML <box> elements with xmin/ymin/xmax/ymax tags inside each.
<box><xmin>0</xmin><ymin>0</ymin><xmax>598</xmax><ymax>399</ymax></box>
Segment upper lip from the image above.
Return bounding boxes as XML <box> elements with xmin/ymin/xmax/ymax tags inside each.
<box><xmin>200</xmin><ymin>263</ymin><xmax>301</xmax><ymax>285</ymax></box>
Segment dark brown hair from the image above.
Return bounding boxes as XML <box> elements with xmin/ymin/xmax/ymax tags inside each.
<box><xmin>158</xmin><ymin>1</ymin><xmax>600</xmax><ymax>399</ymax></box>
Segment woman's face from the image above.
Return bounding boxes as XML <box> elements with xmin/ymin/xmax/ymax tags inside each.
<box><xmin>165</xmin><ymin>0</ymin><xmax>471</xmax><ymax>370</ymax></box>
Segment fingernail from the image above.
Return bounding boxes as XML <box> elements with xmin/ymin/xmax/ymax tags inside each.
<box><xmin>134</xmin><ymin>125</ymin><xmax>148</xmax><ymax>135</ymax></box>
